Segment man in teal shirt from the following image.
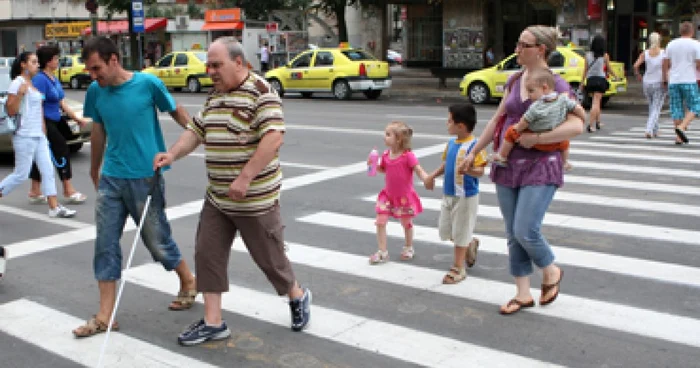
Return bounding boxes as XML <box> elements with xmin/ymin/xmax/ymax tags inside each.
<box><xmin>72</xmin><ymin>37</ymin><xmax>197</xmax><ymax>337</ymax></box>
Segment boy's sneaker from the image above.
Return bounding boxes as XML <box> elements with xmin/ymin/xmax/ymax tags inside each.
<box><xmin>289</xmin><ymin>288</ymin><xmax>312</xmax><ymax>332</ymax></box>
<box><xmin>178</xmin><ymin>318</ymin><xmax>231</xmax><ymax>346</ymax></box>
<box><xmin>48</xmin><ymin>205</ymin><xmax>77</xmax><ymax>218</ymax></box>
<box><xmin>0</xmin><ymin>246</ymin><xmax>6</xmax><ymax>280</ymax></box>
<box><xmin>466</xmin><ymin>237</ymin><xmax>480</xmax><ymax>268</ymax></box>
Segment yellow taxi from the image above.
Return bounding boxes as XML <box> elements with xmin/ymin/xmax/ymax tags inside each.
<box><xmin>57</xmin><ymin>54</ymin><xmax>90</xmax><ymax>89</ymax></box>
<box><xmin>264</xmin><ymin>46</ymin><xmax>392</xmax><ymax>100</ymax></box>
<box><xmin>142</xmin><ymin>51</ymin><xmax>212</xmax><ymax>93</ymax></box>
<box><xmin>459</xmin><ymin>46</ymin><xmax>626</xmax><ymax>107</ymax></box>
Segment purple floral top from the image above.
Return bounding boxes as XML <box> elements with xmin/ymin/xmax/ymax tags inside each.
<box><xmin>489</xmin><ymin>73</ymin><xmax>573</xmax><ymax>188</ymax></box>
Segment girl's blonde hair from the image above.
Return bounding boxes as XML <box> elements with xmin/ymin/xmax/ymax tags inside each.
<box><xmin>649</xmin><ymin>32</ymin><xmax>661</xmax><ymax>49</ymax></box>
<box><xmin>387</xmin><ymin>121</ymin><xmax>413</xmax><ymax>151</ymax></box>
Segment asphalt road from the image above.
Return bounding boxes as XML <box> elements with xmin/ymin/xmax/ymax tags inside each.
<box><xmin>0</xmin><ymin>89</ymin><xmax>698</xmax><ymax>368</ymax></box>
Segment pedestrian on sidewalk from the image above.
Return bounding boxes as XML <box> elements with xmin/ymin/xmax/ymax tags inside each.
<box><xmin>154</xmin><ymin>36</ymin><xmax>311</xmax><ymax>346</ymax></box>
<box><xmin>582</xmin><ymin>34</ymin><xmax>617</xmax><ymax>133</ymax></box>
<box><xmin>368</xmin><ymin>121</ymin><xmax>429</xmax><ymax>265</ymax></box>
<box><xmin>27</xmin><ymin>45</ymin><xmax>89</xmax><ymax>205</ymax></box>
<box><xmin>633</xmin><ymin>32</ymin><xmax>666</xmax><ymax>139</ymax></box>
<box><xmin>424</xmin><ymin>103</ymin><xmax>486</xmax><ymax>284</ymax></box>
<box><xmin>662</xmin><ymin>21</ymin><xmax>700</xmax><ymax>144</ymax></box>
<box><xmin>460</xmin><ymin>25</ymin><xmax>582</xmax><ymax>315</ymax></box>
<box><xmin>72</xmin><ymin>37</ymin><xmax>197</xmax><ymax>338</ymax></box>
<box><xmin>0</xmin><ymin>52</ymin><xmax>77</xmax><ymax>218</ymax></box>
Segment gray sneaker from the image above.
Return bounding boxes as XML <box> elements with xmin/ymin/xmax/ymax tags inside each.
<box><xmin>48</xmin><ymin>205</ymin><xmax>77</xmax><ymax>218</ymax></box>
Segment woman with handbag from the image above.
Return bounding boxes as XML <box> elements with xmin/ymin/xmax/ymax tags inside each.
<box><xmin>581</xmin><ymin>34</ymin><xmax>617</xmax><ymax>132</ymax></box>
<box><xmin>0</xmin><ymin>52</ymin><xmax>77</xmax><ymax>218</ymax></box>
<box><xmin>460</xmin><ymin>26</ymin><xmax>583</xmax><ymax>315</ymax></box>
<box><xmin>26</xmin><ymin>45</ymin><xmax>89</xmax><ymax>204</ymax></box>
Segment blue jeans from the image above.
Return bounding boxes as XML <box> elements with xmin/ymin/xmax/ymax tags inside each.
<box><xmin>0</xmin><ymin>135</ymin><xmax>56</xmax><ymax>197</ymax></box>
<box><xmin>94</xmin><ymin>175</ymin><xmax>181</xmax><ymax>281</ymax></box>
<box><xmin>495</xmin><ymin>184</ymin><xmax>557</xmax><ymax>277</ymax></box>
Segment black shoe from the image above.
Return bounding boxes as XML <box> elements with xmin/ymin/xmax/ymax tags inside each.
<box><xmin>178</xmin><ymin>318</ymin><xmax>231</xmax><ymax>346</ymax></box>
<box><xmin>596</xmin><ymin>121</ymin><xmax>601</xmax><ymax>130</ymax></box>
<box><xmin>587</xmin><ymin>125</ymin><xmax>594</xmax><ymax>133</ymax></box>
<box><xmin>675</xmin><ymin>128</ymin><xmax>689</xmax><ymax>143</ymax></box>
<box><xmin>289</xmin><ymin>288</ymin><xmax>312</xmax><ymax>332</ymax></box>
<box><xmin>0</xmin><ymin>246</ymin><xmax>5</xmax><ymax>280</ymax></box>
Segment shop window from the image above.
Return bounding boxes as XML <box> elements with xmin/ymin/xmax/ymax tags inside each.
<box><xmin>314</xmin><ymin>52</ymin><xmax>334</xmax><ymax>67</ymax></box>
<box><xmin>157</xmin><ymin>54</ymin><xmax>173</xmax><ymax>68</ymax></box>
<box><xmin>174</xmin><ymin>53</ymin><xmax>188</xmax><ymax>67</ymax></box>
<box><xmin>291</xmin><ymin>52</ymin><xmax>311</xmax><ymax>68</ymax></box>
<box><xmin>548</xmin><ymin>51</ymin><xmax>565</xmax><ymax>68</ymax></box>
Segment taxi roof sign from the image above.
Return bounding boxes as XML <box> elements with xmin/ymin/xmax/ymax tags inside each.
<box><xmin>338</xmin><ymin>42</ymin><xmax>351</xmax><ymax>49</ymax></box>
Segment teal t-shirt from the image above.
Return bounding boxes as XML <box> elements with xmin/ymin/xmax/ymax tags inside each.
<box><xmin>83</xmin><ymin>73</ymin><xmax>175</xmax><ymax>179</ymax></box>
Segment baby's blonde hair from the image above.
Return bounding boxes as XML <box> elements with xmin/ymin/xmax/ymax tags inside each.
<box><xmin>387</xmin><ymin>121</ymin><xmax>413</xmax><ymax>151</ymax></box>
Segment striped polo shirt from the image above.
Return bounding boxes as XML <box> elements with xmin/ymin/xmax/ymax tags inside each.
<box><xmin>188</xmin><ymin>73</ymin><xmax>285</xmax><ymax>216</ymax></box>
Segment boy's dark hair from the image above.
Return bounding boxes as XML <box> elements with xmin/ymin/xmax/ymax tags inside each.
<box><xmin>36</xmin><ymin>45</ymin><xmax>61</xmax><ymax>70</ymax></box>
<box><xmin>449</xmin><ymin>103</ymin><xmax>477</xmax><ymax>132</ymax></box>
<box><xmin>10</xmin><ymin>51</ymin><xmax>33</xmax><ymax>79</ymax></box>
<box><xmin>81</xmin><ymin>36</ymin><xmax>119</xmax><ymax>65</ymax></box>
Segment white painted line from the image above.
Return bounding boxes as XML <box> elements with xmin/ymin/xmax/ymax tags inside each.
<box><xmin>562</xmin><ymin>174</ymin><xmax>700</xmax><ymax>196</ymax></box>
<box><xmin>589</xmin><ymin>135</ymin><xmax>700</xmax><ymax>148</ymax></box>
<box><xmin>570</xmin><ymin>148</ymin><xmax>689</xmax><ymax>163</ymax></box>
<box><xmin>297</xmin><ymin>211</ymin><xmax>700</xmax><ymax>289</ymax></box>
<box><xmin>629</xmin><ymin>127</ymin><xmax>700</xmax><ymax>136</ymax></box>
<box><xmin>572</xmin><ymin>160</ymin><xmax>700</xmax><ymax>178</ymax></box>
<box><xmin>285</xmin><ymin>123</ymin><xmax>448</xmax><ymax>140</ymax></box>
<box><xmin>385</xmin><ymin>114</ymin><xmax>448</xmax><ymax>121</ymax></box>
<box><xmin>612</xmin><ymin>131</ymin><xmax>692</xmax><ymax>139</ymax></box>
<box><xmin>188</xmin><ymin>152</ymin><xmax>332</xmax><ymax>170</ymax></box>
<box><xmin>360</xmin><ymin>196</ymin><xmax>700</xmax><ymax>246</ymax></box>
<box><xmin>428</xmin><ymin>179</ymin><xmax>700</xmax><ymax>217</ymax></box>
<box><xmin>572</xmin><ymin>140</ymin><xmax>700</xmax><ymax>155</ymax></box>
<box><xmin>0</xmin><ymin>204</ymin><xmax>90</xmax><ymax>229</ymax></box>
<box><xmin>232</xmin><ymin>240</ymin><xmax>700</xmax><ymax>349</ymax></box>
<box><xmin>127</xmin><ymin>264</ymin><xmax>560</xmax><ymax>368</ymax></box>
<box><xmin>0</xmin><ymin>299</ymin><xmax>217</xmax><ymax>368</ymax></box>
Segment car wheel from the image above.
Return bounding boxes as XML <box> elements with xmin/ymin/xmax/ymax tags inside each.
<box><xmin>69</xmin><ymin>143</ymin><xmax>83</xmax><ymax>153</ymax></box>
<box><xmin>187</xmin><ymin>77</ymin><xmax>201</xmax><ymax>93</ymax></box>
<box><xmin>70</xmin><ymin>77</ymin><xmax>80</xmax><ymax>89</ymax></box>
<box><xmin>300</xmin><ymin>92</ymin><xmax>313</xmax><ymax>98</ymax></box>
<box><xmin>363</xmin><ymin>90</ymin><xmax>382</xmax><ymax>100</ymax></box>
<box><xmin>333</xmin><ymin>80</ymin><xmax>352</xmax><ymax>100</ymax></box>
<box><xmin>269</xmin><ymin>79</ymin><xmax>284</xmax><ymax>97</ymax></box>
<box><xmin>467</xmin><ymin>82</ymin><xmax>490</xmax><ymax>104</ymax></box>
<box><xmin>173</xmin><ymin>87</ymin><xmax>182</xmax><ymax>92</ymax></box>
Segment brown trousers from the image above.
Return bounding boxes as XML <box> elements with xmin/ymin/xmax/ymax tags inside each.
<box><xmin>194</xmin><ymin>199</ymin><xmax>295</xmax><ymax>295</ymax></box>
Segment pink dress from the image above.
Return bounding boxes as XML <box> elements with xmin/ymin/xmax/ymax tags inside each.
<box><xmin>375</xmin><ymin>150</ymin><xmax>423</xmax><ymax>218</ymax></box>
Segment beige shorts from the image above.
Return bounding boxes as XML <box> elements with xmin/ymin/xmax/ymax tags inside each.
<box><xmin>438</xmin><ymin>195</ymin><xmax>479</xmax><ymax>247</ymax></box>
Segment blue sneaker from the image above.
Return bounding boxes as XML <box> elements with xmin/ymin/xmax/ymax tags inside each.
<box><xmin>289</xmin><ymin>288</ymin><xmax>312</xmax><ymax>332</ymax></box>
<box><xmin>178</xmin><ymin>318</ymin><xmax>231</xmax><ymax>346</ymax></box>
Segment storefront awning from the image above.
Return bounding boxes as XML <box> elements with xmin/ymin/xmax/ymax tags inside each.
<box><xmin>201</xmin><ymin>21</ymin><xmax>244</xmax><ymax>31</ymax></box>
<box><xmin>82</xmin><ymin>18</ymin><xmax>168</xmax><ymax>35</ymax></box>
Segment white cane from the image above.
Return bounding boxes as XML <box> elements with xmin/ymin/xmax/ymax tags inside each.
<box><xmin>96</xmin><ymin>169</ymin><xmax>161</xmax><ymax>368</ymax></box>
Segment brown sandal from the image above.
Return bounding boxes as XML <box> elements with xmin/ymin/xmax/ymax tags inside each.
<box><xmin>72</xmin><ymin>316</ymin><xmax>119</xmax><ymax>338</ymax></box>
<box><xmin>499</xmin><ymin>298</ymin><xmax>535</xmax><ymax>315</ymax></box>
<box><xmin>540</xmin><ymin>269</ymin><xmax>564</xmax><ymax>306</ymax></box>
<box><xmin>169</xmin><ymin>289</ymin><xmax>197</xmax><ymax>311</ymax></box>
<box><xmin>442</xmin><ymin>267</ymin><xmax>466</xmax><ymax>284</ymax></box>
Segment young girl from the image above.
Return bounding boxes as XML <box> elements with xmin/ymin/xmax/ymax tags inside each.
<box><xmin>0</xmin><ymin>52</ymin><xmax>76</xmax><ymax>218</ymax></box>
<box><xmin>369</xmin><ymin>121</ymin><xmax>429</xmax><ymax>264</ymax></box>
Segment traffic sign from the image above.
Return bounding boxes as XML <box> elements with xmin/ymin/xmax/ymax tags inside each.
<box><xmin>132</xmin><ymin>0</ymin><xmax>144</xmax><ymax>33</ymax></box>
<box><xmin>266</xmin><ymin>22</ymin><xmax>278</xmax><ymax>33</ymax></box>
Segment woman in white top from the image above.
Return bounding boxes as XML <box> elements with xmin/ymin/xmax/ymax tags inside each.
<box><xmin>633</xmin><ymin>32</ymin><xmax>666</xmax><ymax>138</ymax></box>
<box><xmin>0</xmin><ymin>52</ymin><xmax>76</xmax><ymax>218</ymax></box>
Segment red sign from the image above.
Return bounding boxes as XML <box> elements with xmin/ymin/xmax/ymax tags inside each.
<box><xmin>266</xmin><ymin>22</ymin><xmax>278</xmax><ymax>33</ymax></box>
<box><xmin>588</xmin><ymin>0</ymin><xmax>602</xmax><ymax>20</ymax></box>
<box><xmin>204</xmin><ymin>8</ymin><xmax>241</xmax><ymax>23</ymax></box>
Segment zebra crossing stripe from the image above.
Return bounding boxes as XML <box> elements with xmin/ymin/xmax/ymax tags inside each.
<box><xmin>557</xmin><ymin>174</ymin><xmax>700</xmax><ymax>196</ymax></box>
<box><xmin>589</xmin><ymin>135</ymin><xmax>700</xmax><ymax>147</ymax></box>
<box><xmin>0</xmin><ymin>299</ymin><xmax>218</xmax><ymax>368</ymax></box>
<box><xmin>361</xmin><ymin>196</ymin><xmax>700</xmax><ymax>246</ymax></box>
<box><xmin>570</xmin><ymin>160</ymin><xmax>700</xmax><ymax>178</ymax></box>
<box><xmin>224</xmin><ymin>240</ymin><xmax>700</xmax><ymax>349</ymax></box>
<box><xmin>126</xmin><ymin>264</ymin><xmax>560</xmax><ymax>368</ymax></box>
<box><xmin>425</xmin><ymin>179</ymin><xmax>700</xmax><ymax>217</ymax></box>
<box><xmin>297</xmin><ymin>211</ymin><xmax>700</xmax><ymax>289</ymax></box>
<box><xmin>0</xmin><ymin>204</ymin><xmax>89</xmax><ymax>229</ymax></box>
<box><xmin>572</xmin><ymin>140</ymin><xmax>700</xmax><ymax>155</ymax></box>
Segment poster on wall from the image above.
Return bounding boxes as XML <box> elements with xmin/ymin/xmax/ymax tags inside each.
<box><xmin>443</xmin><ymin>27</ymin><xmax>484</xmax><ymax>69</ymax></box>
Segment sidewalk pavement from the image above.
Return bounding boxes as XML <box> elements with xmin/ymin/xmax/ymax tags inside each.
<box><xmin>385</xmin><ymin>67</ymin><xmax>649</xmax><ymax>107</ymax></box>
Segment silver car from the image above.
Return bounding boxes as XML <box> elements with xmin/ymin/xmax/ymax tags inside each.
<box><xmin>0</xmin><ymin>67</ymin><xmax>91</xmax><ymax>154</ymax></box>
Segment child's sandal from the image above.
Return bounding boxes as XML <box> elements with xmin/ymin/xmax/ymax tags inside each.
<box><xmin>400</xmin><ymin>246</ymin><xmax>415</xmax><ymax>261</ymax></box>
<box><xmin>369</xmin><ymin>250</ymin><xmax>389</xmax><ymax>265</ymax></box>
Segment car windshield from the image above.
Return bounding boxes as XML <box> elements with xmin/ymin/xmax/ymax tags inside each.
<box><xmin>342</xmin><ymin>49</ymin><xmax>375</xmax><ymax>61</ymax></box>
<box><xmin>194</xmin><ymin>52</ymin><xmax>207</xmax><ymax>62</ymax></box>
<box><xmin>0</xmin><ymin>67</ymin><xmax>10</xmax><ymax>95</ymax></box>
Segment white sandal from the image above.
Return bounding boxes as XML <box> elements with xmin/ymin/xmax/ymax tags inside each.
<box><xmin>369</xmin><ymin>250</ymin><xmax>389</xmax><ymax>265</ymax></box>
<box><xmin>400</xmin><ymin>246</ymin><xmax>415</xmax><ymax>261</ymax></box>
<box><xmin>64</xmin><ymin>192</ymin><xmax>87</xmax><ymax>204</ymax></box>
<box><xmin>28</xmin><ymin>194</ymin><xmax>48</xmax><ymax>204</ymax></box>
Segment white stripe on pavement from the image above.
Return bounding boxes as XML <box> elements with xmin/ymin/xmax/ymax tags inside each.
<box><xmin>572</xmin><ymin>140</ymin><xmax>700</xmax><ymax>155</ymax></box>
<box><xmin>0</xmin><ymin>204</ymin><xmax>90</xmax><ymax>229</ymax></box>
<box><xmin>629</xmin><ymin>127</ymin><xmax>700</xmax><ymax>136</ymax></box>
<box><xmin>570</xmin><ymin>148</ymin><xmax>692</xmax><ymax>163</ymax></box>
<box><xmin>427</xmin><ymin>179</ymin><xmax>700</xmax><ymax>217</ymax></box>
<box><xmin>297</xmin><ymin>211</ymin><xmax>700</xmax><ymax>289</ymax></box>
<box><xmin>0</xmin><ymin>299</ymin><xmax>217</xmax><ymax>368</ymax></box>
<box><xmin>561</xmin><ymin>174</ymin><xmax>700</xmax><ymax>196</ymax></box>
<box><xmin>361</xmin><ymin>196</ymin><xmax>700</xmax><ymax>246</ymax></box>
<box><xmin>611</xmin><ymin>131</ymin><xmax>692</xmax><ymax>139</ymax></box>
<box><xmin>126</xmin><ymin>264</ymin><xmax>558</xmax><ymax>368</ymax></box>
<box><xmin>571</xmin><ymin>160</ymin><xmax>700</xmax><ymax>178</ymax></box>
<box><xmin>286</xmin><ymin>123</ymin><xmax>449</xmax><ymax>140</ymax></box>
<box><xmin>589</xmin><ymin>135</ymin><xmax>700</xmax><ymax>148</ymax></box>
<box><xmin>189</xmin><ymin>152</ymin><xmax>332</xmax><ymax>170</ymax></box>
<box><xmin>229</xmin><ymin>240</ymin><xmax>700</xmax><ymax>349</ymax></box>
